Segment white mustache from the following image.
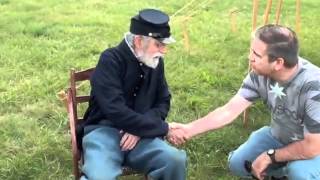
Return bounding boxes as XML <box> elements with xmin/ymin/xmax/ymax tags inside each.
<box><xmin>152</xmin><ymin>52</ymin><xmax>164</xmax><ymax>59</ymax></box>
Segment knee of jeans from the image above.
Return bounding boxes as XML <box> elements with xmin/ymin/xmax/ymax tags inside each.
<box><xmin>287</xmin><ymin>162</ymin><xmax>313</xmax><ymax>180</ymax></box>
<box><xmin>83</xmin><ymin>169</ymin><xmax>119</xmax><ymax>180</ymax></box>
<box><xmin>228</xmin><ymin>151</ymin><xmax>249</xmax><ymax>177</ymax></box>
<box><xmin>287</xmin><ymin>169</ymin><xmax>306</xmax><ymax>179</ymax></box>
<box><xmin>82</xmin><ymin>161</ymin><xmax>121</xmax><ymax>180</ymax></box>
<box><xmin>161</xmin><ymin>149</ymin><xmax>187</xmax><ymax>167</ymax></box>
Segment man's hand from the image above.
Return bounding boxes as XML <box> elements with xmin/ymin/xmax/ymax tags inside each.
<box><xmin>120</xmin><ymin>132</ymin><xmax>140</xmax><ymax>151</ymax></box>
<box><xmin>251</xmin><ymin>152</ymin><xmax>272</xmax><ymax>180</ymax></box>
<box><xmin>167</xmin><ymin>122</ymin><xmax>191</xmax><ymax>146</ymax></box>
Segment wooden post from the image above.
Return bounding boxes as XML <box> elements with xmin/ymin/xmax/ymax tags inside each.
<box><xmin>252</xmin><ymin>0</ymin><xmax>259</xmax><ymax>31</ymax></box>
<box><xmin>295</xmin><ymin>0</ymin><xmax>301</xmax><ymax>34</ymax></box>
<box><xmin>263</xmin><ymin>0</ymin><xmax>273</xmax><ymax>25</ymax></box>
<box><xmin>230</xmin><ymin>8</ymin><xmax>239</xmax><ymax>33</ymax></box>
<box><xmin>57</xmin><ymin>90</ymin><xmax>68</xmax><ymax>111</ymax></box>
<box><xmin>244</xmin><ymin>0</ymin><xmax>259</xmax><ymax>127</ymax></box>
<box><xmin>275</xmin><ymin>0</ymin><xmax>283</xmax><ymax>24</ymax></box>
<box><xmin>182</xmin><ymin>17</ymin><xmax>190</xmax><ymax>52</ymax></box>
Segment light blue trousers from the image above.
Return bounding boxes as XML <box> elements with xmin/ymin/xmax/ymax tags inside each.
<box><xmin>228</xmin><ymin>126</ymin><xmax>320</xmax><ymax>179</ymax></box>
<box><xmin>80</xmin><ymin>126</ymin><xmax>187</xmax><ymax>180</ymax></box>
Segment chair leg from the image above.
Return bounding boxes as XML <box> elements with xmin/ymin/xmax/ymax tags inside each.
<box><xmin>73</xmin><ymin>158</ymin><xmax>80</xmax><ymax>180</ymax></box>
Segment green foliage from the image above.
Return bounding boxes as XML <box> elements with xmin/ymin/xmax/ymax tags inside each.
<box><xmin>0</xmin><ymin>0</ymin><xmax>319</xmax><ymax>179</ymax></box>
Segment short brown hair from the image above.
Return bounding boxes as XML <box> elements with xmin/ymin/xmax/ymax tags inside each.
<box><xmin>255</xmin><ymin>24</ymin><xmax>299</xmax><ymax>68</ymax></box>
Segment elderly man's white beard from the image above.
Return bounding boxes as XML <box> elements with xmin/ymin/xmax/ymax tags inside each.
<box><xmin>137</xmin><ymin>51</ymin><xmax>164</xmax><ymax>69</ymax></box>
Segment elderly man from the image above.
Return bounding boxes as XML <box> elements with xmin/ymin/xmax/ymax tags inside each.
<box><xmin>169</xmin><ymin>24</ymin><xmax>320</xmax><ymax>179</ymax></box>
<box><xmin>79</xmin><ymin>9</ymin><xmax>186</xmax><ymax>180</ymax></box>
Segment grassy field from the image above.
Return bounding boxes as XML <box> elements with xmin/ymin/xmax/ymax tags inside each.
<box><xmin>0</xmin><ymin>0</ymin><xmax>319</xmax><ymax>179</ymax></box>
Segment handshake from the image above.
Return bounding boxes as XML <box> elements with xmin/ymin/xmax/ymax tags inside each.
<box><xmin>166</xmin><ymin>122</ymin><xmax>193</xmax><ymax>146</ymax></box>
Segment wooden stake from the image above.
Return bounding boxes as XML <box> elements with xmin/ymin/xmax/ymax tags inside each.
<box><xmin>275</xmin><ymin>0</ymin><xmax>283</xmax><ymax>24</ymax></box>
<box><xmin>263</xmin><ymin>0</ymin><xmax>273</xmax><ymax>25</ymax></box>
<box><xmin>295</xmin><ymin>0</ymin><xmax>301</xmax><ymax>34</ymax></box>
<box><xmin>245</xmin><ymin>0</ymin><xmax>259</xmax><ymax>126</ymax></box>
<box><xmin>230</xmin><ymin>8</ymin><xmax>239</xmax><ymax>33</ymax></box>
<box><xmin>243</xmin><ymin>107</ymin><xmax>249</xmax><ymax>127</ymax></box>
<box><xmin>182</xmin><ymin>17</ymin><xmax>190</xmax><ymax>52</ymax></box>
<box><xmin>252</xmin><ymin>0</ymin><xmax>259</xmax><ymax>31</ymax></box>
<box><xmin>57</xmin><ymin>90</ymin><xmax>68</xmax><ymax>111</ymax></box>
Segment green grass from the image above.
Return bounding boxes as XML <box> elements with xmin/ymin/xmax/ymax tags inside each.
<box><xmin>0</xmin><ymin>0</ymin><xmax>319</xmax><ymax>179</ymax></box>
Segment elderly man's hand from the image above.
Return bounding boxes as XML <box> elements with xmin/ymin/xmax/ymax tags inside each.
<box><xmin>167</xmin><ymin>122</ymin><xmax>191</xmax><ymax>146</ymax></box>
<box><xmin>120</xmin><ymin>132</ymin><xmax>140</xmax><ymax>151</ymax></box>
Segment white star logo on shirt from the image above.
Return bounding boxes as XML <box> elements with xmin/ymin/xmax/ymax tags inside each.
<box><xmin>270</xmin><ymin>82</ymin><xmax>286</xmax><ymax>99</ymax></box>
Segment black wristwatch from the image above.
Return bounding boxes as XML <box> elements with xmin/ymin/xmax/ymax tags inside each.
<box><xmin>267</xmin><ymin>149</ymin><xmax>277</xmax><ymax>163</ymax></box>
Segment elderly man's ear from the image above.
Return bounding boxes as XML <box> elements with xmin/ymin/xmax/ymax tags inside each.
<box><xmin>133</xmin><ymin>36</ymin><xmax>143</xmax><ymax>49</ymax></box>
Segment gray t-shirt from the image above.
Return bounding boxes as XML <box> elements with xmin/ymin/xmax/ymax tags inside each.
<box><xmin>238</xmin><ymin>58</ymin><xmax>320</xmax><ymax>145</ymax></box>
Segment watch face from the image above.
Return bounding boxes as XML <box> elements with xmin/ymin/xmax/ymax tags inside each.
<box><xmin>268</xmin><ymin>149</ymin><xmax>275</xmax><ymax>155</ymax></box>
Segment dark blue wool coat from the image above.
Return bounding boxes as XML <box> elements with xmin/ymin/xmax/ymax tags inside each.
<box><xmin>82</xmin><ymin>39</ymin><xmax>171</xmax><ymax>138</ymax></box>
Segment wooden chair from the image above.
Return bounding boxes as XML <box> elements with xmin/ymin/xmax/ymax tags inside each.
<box><xmin>66</xmin><ymin>68</ymin><xmax>147</xmax><ymax>180</ymax></box>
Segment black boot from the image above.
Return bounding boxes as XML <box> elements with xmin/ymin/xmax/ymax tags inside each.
<box><xmin>270</xmin><ymin>176</ymin><xmax>287</xmax><ymax>180</ymax></box>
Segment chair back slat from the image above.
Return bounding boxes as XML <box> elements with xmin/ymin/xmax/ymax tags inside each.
<box><xmin>76</xmin><ymin>96</ymin><xmax>90</xmax><ymax>104</ymax></box>
<box><xmin>73</xmin><ymin>67</ymin><xmax>95</xmax><ymax>81</ymax></box>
